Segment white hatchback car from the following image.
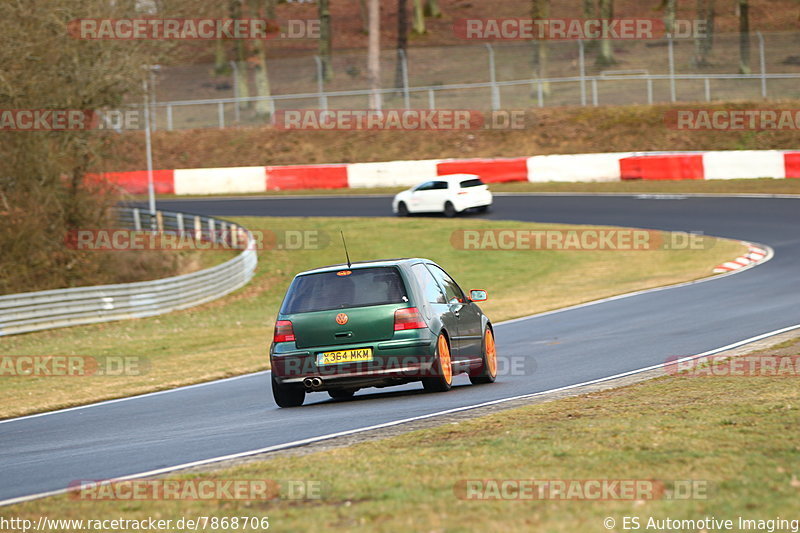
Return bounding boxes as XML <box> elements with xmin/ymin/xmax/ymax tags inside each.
<box><xmin>392</xmin><ymin>174</ymin><xmax>493</xmax><ymax>217</ymax></box>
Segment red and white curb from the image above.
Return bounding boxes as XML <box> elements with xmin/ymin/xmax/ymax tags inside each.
<box><xmin>713</xmin><ymin>243</ymin><xmax>769</xmax><ymax>273</ymax></box>
<box><xmin>88</xmin><ymin>149</ymin><xmax>800</xmax><ymax>195</ymax></box>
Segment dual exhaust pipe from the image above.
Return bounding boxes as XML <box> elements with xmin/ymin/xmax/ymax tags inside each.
<box><xmin>303</xmin><ymin>377</ymin><xmax>323</xmax><ymax>390</ymax></box>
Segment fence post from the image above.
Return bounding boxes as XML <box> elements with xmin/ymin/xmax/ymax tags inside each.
<box><xmin>647</xmin><ymin>78</ymin><xmax>653</xmax><ymax>105</ymax></box>
<box><xmin>217</xmin><ymin>101</ymin><xmax>225</xmax><ymax>129</ymax></box>
<box><xmin>578</xmin><ymin>39</ymin><xmax>587</xmax><ymax>106</ymax></box>
<box><xmin>166</xmin><ymin>104</ymin><xmax>173</xmax><ymax>131</ymax></box>
<box><xmin>704</xmin><ymin>78</ymin><xmax>711</xmax><ymax>102</ymax></box>
<box><xmin>428</xmin><ymin>89</ymin><xmax>436</xmax><ymax>110</ymax></box>
<box><xmin>313</xmin><ymin>55</ymin><xmax>329</xmax><ymax>110</ymax></box>
<box><xmin>591</xmin><ymin>79</ymin><xmax>598</xmax><ymax>106</ymax></box>
<box><xmin>668</xmin><ymin>34</ymin><xmax>676</xmax><ymax>103</ymax></box>
<box><xmin>485</xmin><ymin>43</ymin><xmax>500</xmax><ymax>111</ymax></box>
<box><xmin>757</xmin><ymin>31</ymin><xmax>767</xmax><ymax>98</ymax></box>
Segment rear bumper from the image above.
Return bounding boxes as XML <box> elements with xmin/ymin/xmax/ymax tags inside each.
<box><xmin>270</xmin><ymin>331</ymin><xmax>438</xmax><ymax>387</ymax></box>
<box><xmin>453</xmin><ymin>191</ymin><xmax>493</xmax><ymax>212</ymax></box>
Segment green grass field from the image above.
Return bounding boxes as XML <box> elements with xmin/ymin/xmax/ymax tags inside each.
<box><xmin>0</xmin><ymin>217</ymin><xmax>744</xmax><ymax>419</ymax></box>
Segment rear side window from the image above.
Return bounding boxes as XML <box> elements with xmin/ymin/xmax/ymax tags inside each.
<box><xmin>460</xmin><ymin>178</ymin><xmax>484</xmax><ymax>188</ymax></box>
<box><xmin>281</xmin><ymin>267</ymin><xmax>408</xmax><ymax>314</ymax></box>
<box><xmin>431</xmin><ymin>181</ymin><xmax>449</xmax><ymax>190</ymax></box>
<box><xmin>427</xmin><ymin>265</ymin><xmax>464</xmax><ymax>303</ymax></box>
<box><xmin>411</xmin><ymin>264</ymin><xmax>446</xmax><ymax>304</ymax></box>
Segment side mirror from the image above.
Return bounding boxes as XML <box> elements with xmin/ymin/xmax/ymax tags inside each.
<box><xmin>469</xmin><ymin>289</ymin><xmax>487</xmax><ymax>302</ymax></box>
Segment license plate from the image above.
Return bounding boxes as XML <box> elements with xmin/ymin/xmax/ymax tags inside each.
<box><xmin>317</xmin><ymin>348</ymin><xmax>373</xmax><ymax>365</ymax></box>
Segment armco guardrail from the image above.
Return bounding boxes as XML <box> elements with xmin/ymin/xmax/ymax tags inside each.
<box><xmin>0</xmin><ymin>207</ymin><xmax>258</xmax><ymax>336</ymax></box>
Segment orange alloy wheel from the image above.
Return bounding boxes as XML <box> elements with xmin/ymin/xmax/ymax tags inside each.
<box><xmin>438</xmin><ymin>334</ymin><xmax>452</xmax><ymax>384</ymax></box>
<box><xmin>485</xmin><ymin>329</ymin><xmax>497</xmax><ymax>378</ymax></box>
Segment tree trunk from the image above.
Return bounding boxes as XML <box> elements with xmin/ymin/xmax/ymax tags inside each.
<box><xmin>531</xmin><ymin>0</ymin><xmax>550</xmax><ymax>96</ymax></box>
<box><xmin>693</xmin><ymin>0</ymin><xmax>715</xmax><ymax>67</ymax></box>
<box><xmin>213</xmin><ymin>39</ymin><xmax>227</xmax><ymax>75</ymax></box>
<box><xmin>358</xmin><ymin>0</ymin><xmax>369</xmax><ymax>34</ymax></box>
<box><xmin>412</xmin><ymin>0</ymin><xmax>426</xmax><ymax>34</ymax></box>
<box><xmin>230</xmin><ymin>0</ymin><xmax>250</xmax><ymax>109</ymax></box>
<box><xmin>252</xmin><ymin>38</ymin><xmax>271</xmax><ymax>119</ymax></box>
<box><xmin>663</xmin><ymin>0</ymin><xmax>676</xmax><ymax>35</ymax></box>
<box><xmin>424</xmin><ymin>0</ymin><xmax>441</xmax><ymax>18</ymax></box>
<box><xmin>367</xmin><ymin>0</ymin><xmax>381</xmax><ymax>109</ymax></box>
<box><xmin>596</xmin><ymin>0</ymin><xmax>616</xmax><ymax>66</ymax></box>
<box><xmin>582</xmin><ymin>0</ymin><xmax>599</xmax><ymax>51</ymax></box>
<box><xmin>319</xmin><ymin>0</ymin><xmax>333</xmax><ymax>81</ymax></box>
<box><xmin>738</xmin><ymin>0</ymin><xmax>750</xmax><ymax>74</ymax></box>
<box><xmin>396</xmin><ymin>0</ymin><xmax>408</xmax><ymax>89</ymax></box>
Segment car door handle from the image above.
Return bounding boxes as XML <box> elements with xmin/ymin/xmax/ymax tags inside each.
<box><xmin>453</xmin><ymin>310</ymin><xmax>460</xmax><ymax>318</ymax></box>
<box><xmin>335</xmin><ymin>332</ymin><xmax>353</xmax><ymax>338</ymax></box>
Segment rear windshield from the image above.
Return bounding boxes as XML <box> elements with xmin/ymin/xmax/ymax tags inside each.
<box><xmin>460</xmin><ymin>178</ymin><xmax>484</xmax><ymax>188</ymax></box>
<box><xmin>281</xmin><ymin>267</ymin><xmax>408</xmax><ymax>314</ymax></box>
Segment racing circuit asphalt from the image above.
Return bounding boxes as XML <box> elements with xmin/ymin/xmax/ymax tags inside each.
<box><xmin>2</xmin><ymin>194</ymin><xmax>799</xmax><ymax>504</ymax></box>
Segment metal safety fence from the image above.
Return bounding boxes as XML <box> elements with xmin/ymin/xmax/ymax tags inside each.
<box><xmin>0</xmin><ymin>207</ymin><xmax>258</xmax><ymax>336</ymax></box>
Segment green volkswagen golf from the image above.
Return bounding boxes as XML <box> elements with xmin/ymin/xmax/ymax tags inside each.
<box><xmin>270</xmin><ymin>258</ymin><xmax>497</xmax><ymax>407</ymax></box>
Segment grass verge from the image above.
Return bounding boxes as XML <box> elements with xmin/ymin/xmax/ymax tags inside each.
<box><xmin>0</xmin><ymin>216</ymin><xmax>744</xmax><ymax>419</ymax></box>
<box><xmin>9</xmin><ymin>336</ymin><xmax>800</xmax><ymax>531</ymax></box>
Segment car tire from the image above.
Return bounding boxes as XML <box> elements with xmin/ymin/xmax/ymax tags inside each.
<box><xmin>469</xmin><ymin>327</ymin><xmax>498</xmax><ymax>385</ymax></box>
<box><xmin>443</xmin><ymin>202</ymin><xmax>457</xmax><ymax>218</ymax></box>
<box><xmin>397</xmin><ymin>202</ymin><xmax>409</xmax><ymax>217</ymax></box>
<box><xmin>422</xmin><ymin>333</ymin><xmax>453</xmax><ymax>392</ymax></box>
<box><xmin>272</xmin><ymin>374</ymin><xmax>305</xmax><ymax>407</ymax></box>
<box><xmin>328</xmin><ymin>389</ymin><xmax>356</xmax><ymax>400</ymax></box>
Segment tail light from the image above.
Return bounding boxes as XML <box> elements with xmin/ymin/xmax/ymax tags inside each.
<box><xmin>457</xmin><ymin>191</ymin><xmax>469</xmax><ymax>195</ymax></box>
<box><xmin>394</xmin><ymin>307</ymin><xmax>427</xmax><ymax>331</ymax></box>
<box><xmin>273</xmin><ymin>320</ymin><xmax>295</xmax><ymax>343</ymax></box>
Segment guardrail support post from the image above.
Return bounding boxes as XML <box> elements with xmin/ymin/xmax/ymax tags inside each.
<box><xmin>176</xmin><ymin>212</ymin><xmax>184</xmax><ymax>233</ymax></box>
<box><xmin>646</xmin><ymin>78</ymin><xmax>653</xmax><ymax>105</ymax></box>
<box><xmin>194</xmin><ymin>216</ymin><xmax>202</xmax><ymax>240</ymax></box>
<box><xmin>166</xmin><ymin>104</ymin><xmax>173</xmax><ymax>131</ymax></box>
<box><xmin>427</xmin><ymin>89</ymin><xmax>435</xmax><ymax>110</ymax></box>
<box><xmin>217</xmin><ymin>102</ymin><xmax>225</xmax><ymax>129</ymax></box>
<box><xmin>704</xmin><ymin>78</ymin><xmax>711</xmax><ymax>102</ymax></box>
<box><xmin>133</xmin><ymin>208</ymin><xmax>141</xmax><ymax>231</ymax></box>
<box><xmin>591</xmin><ymin>79</ymin><xmax>598</xmax><ymax>106</ymax></box>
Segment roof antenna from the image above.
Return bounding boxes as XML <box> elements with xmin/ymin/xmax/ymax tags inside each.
<box><xmin>340</xmin><ymin>230</ymin><xmax>352</xmax><ymax>268</ymax></box>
